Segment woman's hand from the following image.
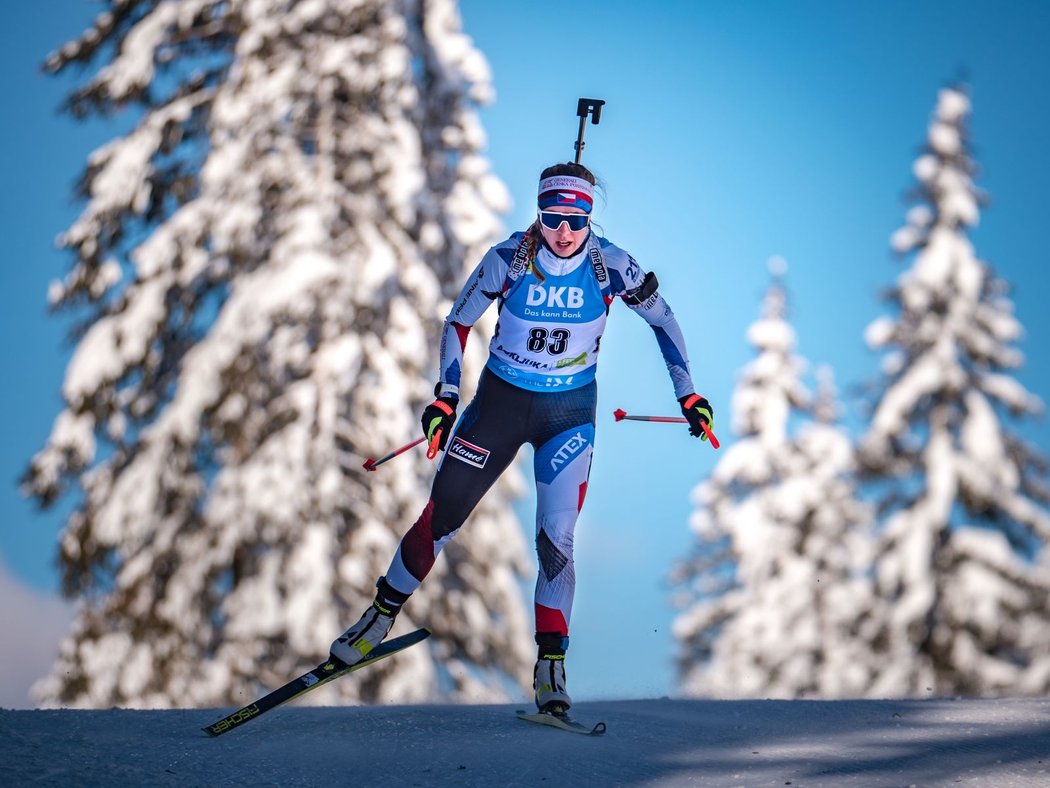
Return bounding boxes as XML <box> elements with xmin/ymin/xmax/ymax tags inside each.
<box><xmin>678</xmin><ymin>394</ymin><xmax>714</xmax><ymax>441</ymax></box>
<box><xmin>421</xmin><ymin>396</ymin><xmax>458</xmax><ymax>456</ymax></box>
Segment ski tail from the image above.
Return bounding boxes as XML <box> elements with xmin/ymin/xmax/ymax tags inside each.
<box><xmin>203</xmin><ymin>627</ymin><xmax>431</xmax><ymax>737</ymax></box>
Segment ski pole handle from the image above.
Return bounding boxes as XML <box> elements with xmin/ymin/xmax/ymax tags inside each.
<box><xmin>613</xmin><ymin>408</ymin><xmax>720</xmax><ymax>449</ymax></box>
<box><xmin>426</xmin><ymin>429</ymin><xmax>443</xmax><ymax>460</ymax></box>
<box><xmin>698</xmin><ymin>420</ymin><xmax>720</xmax><ymax>448</ymax></box>
<box><xmin>363</xmin><ymin>436</ymin><xmax>427</xmax><ymax>472</ymax></box>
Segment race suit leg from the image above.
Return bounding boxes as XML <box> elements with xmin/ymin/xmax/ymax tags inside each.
<box><xmin>529</xmin><ymin>380</ymin><xmax>597</xmax><ymax>640</ymax></box>
<box><xmin>383</xmin><ymin>370</ymin><xmax>530</xmax><ymax>594</ymax></box>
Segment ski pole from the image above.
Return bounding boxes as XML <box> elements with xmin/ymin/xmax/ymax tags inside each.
<box><xmin>362</xmin><ymin>436</ymin><xmax>427</xmax><ymax>472</ymax></box>
<box><xmin>613</xmin><ymin>408</ymin><xmax>720</xmax><ymax>449</ymax></box>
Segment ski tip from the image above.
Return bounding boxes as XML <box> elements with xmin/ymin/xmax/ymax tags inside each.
<box><xmin>516</xmin><ymin>708</ymin><xmax>607</xmax><ymax>736</ymax></box>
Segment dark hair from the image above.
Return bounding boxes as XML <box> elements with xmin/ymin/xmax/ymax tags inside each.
<box><xmin>522</xmin><ymin>162</ymin><xmax>601</xmax><ymax>279</ymax></box>
<box><xmin>539</xmin><ymin>161</ymin><xmax>597</xmax><ymax>185</ymax></box>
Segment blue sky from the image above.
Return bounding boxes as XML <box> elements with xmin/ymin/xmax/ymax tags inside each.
<box><xmin>2</xmin><ymin>1</ymin><xmax>1049</xmax><ymax>706</ymax></box>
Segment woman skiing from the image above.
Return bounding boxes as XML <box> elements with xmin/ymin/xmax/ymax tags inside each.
<box><xmin>330</xmin><ymin>161</ymin><xmax>713</xmax><ymax>715</ymax></box>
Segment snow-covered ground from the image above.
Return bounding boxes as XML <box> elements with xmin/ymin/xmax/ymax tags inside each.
<box><xmin>3</xmin><ymin>698</ymin><xmax>1048</xmax><ymax>786</ymax></box>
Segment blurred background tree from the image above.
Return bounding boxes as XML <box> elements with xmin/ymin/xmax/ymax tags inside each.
<box><xmin>24</xmin><ymin>0</ymin><xmax>531</xmax><ymax>708</ymax></box>
<box><xmin>675</xmin><ymin>85</ymin><xmax>1050</xmax><ymax>699</ymax></box>
<box><xmin>673</xmin><ymin>260</ymin><xmax>881</xmax><ymax>698</ymax></box>
<box><xmin>859</xmin><ymin>85</ymin><xmax>1050</xmax><ymax>696</ymax></box>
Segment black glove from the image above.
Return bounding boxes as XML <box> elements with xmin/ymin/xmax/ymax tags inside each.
<box><xmin>421</xmin><ymin>396</ymin><xmax>458</xmax><ymax>454</ymax></box>
<box><xmin>678</xmin><ymin>394</ymin><xmax>714</xmax><ymax>441</ymax></box>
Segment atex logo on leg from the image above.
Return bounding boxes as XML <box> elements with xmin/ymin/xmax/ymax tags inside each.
<box><xmin>448</xmin><ymin>436</ymin><xmax>490</xmax><ymax>469</ymax></box>
<box><xmin>550</xmin><ymin>432</ymin><xmax>589</xmax><ymax>471</ymax></box>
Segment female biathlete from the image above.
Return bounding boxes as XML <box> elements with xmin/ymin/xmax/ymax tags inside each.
<box><xmin>330</xmin><ymin>162</ymin><xmax>714</xmax><ymax>714</ymax></box>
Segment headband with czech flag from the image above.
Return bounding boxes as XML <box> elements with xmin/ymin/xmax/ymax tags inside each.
<box><xmin>538</xmin><ymin>174</ymin><xmax>594</xmax><ymax>213</ymax></box>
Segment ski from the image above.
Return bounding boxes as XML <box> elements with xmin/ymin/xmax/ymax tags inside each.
<box><xmin>516</xmin><ymin>708</ymin><xmax>607</xmax><ymax>736</ymax></box>
<box><xmin>203</xmin><ymin>627</ymin><xmax>431</xmax><ymax>737</ymax></box>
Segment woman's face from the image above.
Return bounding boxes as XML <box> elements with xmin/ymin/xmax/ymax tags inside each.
<box><xmin>538</xmin><ymin>206</ymin><xmax>590</xmax><ymax>257</ymax></box>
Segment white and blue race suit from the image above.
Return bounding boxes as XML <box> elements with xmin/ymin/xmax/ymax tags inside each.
<box><xmin>436</xmin><ymin>232</ymin><xmax>694</xmax><ymax>400</ymax></box>
<box><xmin>383</xmin><ymin>231</ymin><xmax>696</xmax><ymax>644</ymax></box>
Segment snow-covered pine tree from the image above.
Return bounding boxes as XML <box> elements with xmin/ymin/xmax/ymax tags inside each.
<box><xmin>672</xmin><ymin>259</ymin><xmax>879</xmax><ymax>698</ymax></box>
<box><xmin>24</xmin><ymin>0</ymin><xmax>531</xmax><ymax>708</ymax></box>
<box><xmin>860</xmin><ymin>85</ymin><xmax>1050</xmax><ymax>696</ymax></box>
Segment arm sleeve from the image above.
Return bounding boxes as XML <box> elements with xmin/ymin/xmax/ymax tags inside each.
<box><xmin>628</xmin><ymin>292</ymin><xmax>696</xmax><ymax>400</ymax></box>
<box><xmin>606</xmin><ymin>244</ymin><xmax>697</xmax><ymax>399</ymax></box>
<box><xmin>436</xmin><ymin>244</ymin><xmax>510</xmax><ymax>399</ymax></box>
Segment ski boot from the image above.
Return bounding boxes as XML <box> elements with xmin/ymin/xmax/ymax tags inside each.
<box><xmin>533</xmin><ymin>632</ymin><xmax>572</xmax><ymax>713</ymax></box>
<box><xmin>330</xmin><ymin>577</ymin><xmax>410</xmax><ymax>666</ymax></box>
